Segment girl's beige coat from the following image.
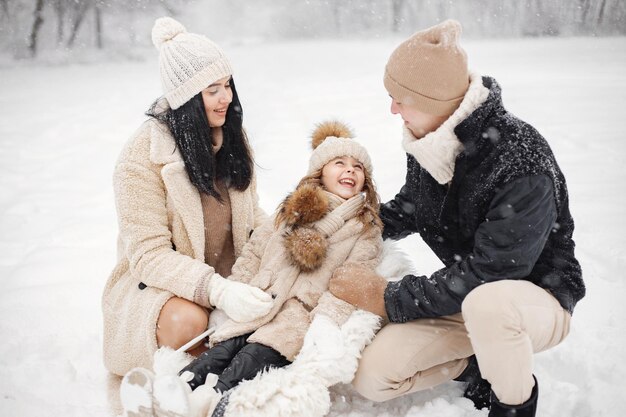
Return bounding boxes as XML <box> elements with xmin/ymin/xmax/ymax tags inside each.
<box><xmin>210</xmin><ymin>208</ymin><xmax>383</xmax><ymax>361</ymax></box>
<box><xmin>102</xmin><ymin>120</ymin><xmax>266</xmax><ymax>376</ymax></box>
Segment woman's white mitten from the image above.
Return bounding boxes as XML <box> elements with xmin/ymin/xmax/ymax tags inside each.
<box><xmin>208</xmin><ymin>275</ymin><xmax>273</xmax><ymax>323</ymax></box>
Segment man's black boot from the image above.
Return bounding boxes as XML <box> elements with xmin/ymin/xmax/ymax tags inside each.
<box><xmin>488</xmin><ymin>375</ymin><xmax>538</xmax><ymax>417</ymax></box>
<box><xmin>454</xmin><ymin>355</ymin><xmax>492</xmax><ymax>410</ymax></box>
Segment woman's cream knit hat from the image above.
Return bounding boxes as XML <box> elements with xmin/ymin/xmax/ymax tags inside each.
<box><xmin>152</xmin><ymin>17</ymin><xmax>233</xmax><ymax>110</ymax></box>
<box><xmin>384</xmin><ymin>19</ymin><xmax>469</xmax><ymax>116</ymax></box>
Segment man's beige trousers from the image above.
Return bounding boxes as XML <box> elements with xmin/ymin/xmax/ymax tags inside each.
<box><xmin>352</xmin><ymin>280</ymin><xmax>571</xmax><ymax>405</ymax></box>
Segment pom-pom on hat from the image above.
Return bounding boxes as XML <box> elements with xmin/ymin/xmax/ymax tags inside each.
<box><xmin>152</xmin><ymin>17</ymin><xmax>233</xmax><ymax>110</ymax></box>
<box><xmin>307</xmin><ymin>121</ymin><xmax>373</xmax><ymax>175</ymax></box>
<box><xmin>384</xmin><ymin>19</ymin><xmax>469</xmax><ymax>116</ymax></box>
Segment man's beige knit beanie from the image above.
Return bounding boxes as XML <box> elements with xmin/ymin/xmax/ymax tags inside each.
<box><xmin>384</xmin><ymin>19</ymin><xmax>469</xmax><ymax>116</ymax></box>
<box><xmin>152</xmin><ymin>17</ymin><xmax>233</xmax><ymax>110</ymax></box>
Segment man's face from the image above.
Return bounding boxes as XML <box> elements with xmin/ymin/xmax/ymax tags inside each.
<box><xmin>390</xmin><ymin>97</ymin><xmax>448</xmax><ymax>139</ymax></box>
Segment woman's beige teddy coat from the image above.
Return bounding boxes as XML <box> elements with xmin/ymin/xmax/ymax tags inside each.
<box><xmin>102</xmin><ymin>120</ymin><xmax>267</xmax><ymax>376</ymax></box>
<box><xmin>209</xmin><ymin>190</ymin><xmax>383</xmax><ymax>361</ymax></box>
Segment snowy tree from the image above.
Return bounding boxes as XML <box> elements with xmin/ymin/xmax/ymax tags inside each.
<box><xmin>1</xmin><ymin>0</ymin><xmax>624</xmax><ymax>60</ymax></box>
<box><xmin>0</xmin><ymin>0</ymin><xmax>191</xmax><ymax>58</ymax></box>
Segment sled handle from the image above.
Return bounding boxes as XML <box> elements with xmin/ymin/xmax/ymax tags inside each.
<box><xmin>176</xmin><ymin>327</ymin><xmax>216</xmax><ymax>353</ymax></box>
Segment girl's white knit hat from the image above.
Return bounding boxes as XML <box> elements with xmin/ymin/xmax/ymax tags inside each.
<box><xmin>307</xmin><ymin>121</ymin><xmax>373</xmax><ymax>175</ymax></box>
<box><xmin>152</xmin><ymin>17</ymin><xmax>233</xmax><ymax>110</ymax></box>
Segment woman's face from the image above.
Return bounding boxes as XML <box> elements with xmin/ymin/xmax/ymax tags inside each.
<box><xmin>201</xmin><ymin>76</ymin><xmax>233</xmax><ymax>128</ymax></box>
<box><xmin>321</xmin><ymin>156</ymin><xmax>366</xmax><ymax>199</ymax></box>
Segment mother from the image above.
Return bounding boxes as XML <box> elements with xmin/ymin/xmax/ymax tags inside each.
<box><xmin>102</xmin><ymin>17</ymin><xmax>272</xmax><ymax>376</ymax></box>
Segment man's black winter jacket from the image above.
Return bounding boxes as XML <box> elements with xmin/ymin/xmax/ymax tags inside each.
<box><xmin>381</xmin><ymin>77</ymin><xmax>585</xmax><ymax>323</ymax></box>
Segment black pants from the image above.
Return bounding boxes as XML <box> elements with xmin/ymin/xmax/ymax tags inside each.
<box><xmin>179</xmin><ymin>334</ymin><xmax>291</xmax><ymax>392</ymax></box>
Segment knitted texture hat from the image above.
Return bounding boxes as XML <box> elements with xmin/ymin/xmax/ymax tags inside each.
<box><xmin>384</xmin><ymin>19</ymin><xmax>469</xmax><ymax>116</ymax></box>
<box><xmin>152</xmin><ymin>17</ymin><xmax>233</xmax><ymax>110</ymax></box>
<box><xmin>307</xmin><ymin>121</ymin><xmax>373</xmax><ymax>175</ymax></box>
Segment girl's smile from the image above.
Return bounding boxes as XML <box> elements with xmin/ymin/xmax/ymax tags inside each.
<box><xmin>321</xmin><ymin>156</ymin><xmax>365</xmax><ymax>199</ymax></box>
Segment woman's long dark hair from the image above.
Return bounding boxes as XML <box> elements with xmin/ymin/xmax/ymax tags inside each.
<box><xmin>146</xmin><ymin>78</ymin><xmax>253</xmax><ymax>199</ymax></box>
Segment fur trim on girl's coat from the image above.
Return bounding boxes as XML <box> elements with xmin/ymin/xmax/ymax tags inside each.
<box><xmin>279</xmin><ymin>183</ymin><xmax>329</xmax><ymax>227</ymax></box>
<box><xmin>283</xmin><ymin>227</ymin><xmax>328</xmax><ymax>272</ymax></box>
<box><xmin>279</xmin><ymin>183</ymin><xmax>330</xmax><ymax>271</ymax></box>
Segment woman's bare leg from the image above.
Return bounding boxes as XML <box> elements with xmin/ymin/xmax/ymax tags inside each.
<box><xmin>157</xmin><ymin>297</ymin><xmax>210</xmax><ymax>356</ymax></box>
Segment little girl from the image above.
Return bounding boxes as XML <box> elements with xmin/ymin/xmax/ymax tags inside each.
<box><xmin>181</xmin><ymin>120</ymin><xmax>383</xmax><ymax>392</ymax></box>
<box><xmin>121</xmin><ymin>120</ymin><xmax>383</xmax><ymax>417</ymax></box>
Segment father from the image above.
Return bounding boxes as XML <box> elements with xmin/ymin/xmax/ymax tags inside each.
<box><xmin>330</xmin><ymin>19</ymin><xmax>585</xmax><ymax>417</ymax></box>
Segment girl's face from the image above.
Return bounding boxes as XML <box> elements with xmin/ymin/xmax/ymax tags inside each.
<box><xmin>321</xmin><ymin>156</ymin><xmax>366</xmax><ymax>199</ymax></box>
<box><xmin>201</xmin><ymin>76</ymin><xmax>233</xmax><ymax>128</ymax></box>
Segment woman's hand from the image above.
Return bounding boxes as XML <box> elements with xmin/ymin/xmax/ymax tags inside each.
<box><xmin>208</xmin><ymin>275</ymin><xmax>274</xmax><ymax>323</ymax></box>
<box><xmin>329</xmin><ymin>264</ymin><xmax>388</xmax><ymax>319</ymax></box>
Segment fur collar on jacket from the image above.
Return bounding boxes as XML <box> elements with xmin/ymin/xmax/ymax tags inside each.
<box><xmin>279</xmin><ymin>184</ymin><xmax>364</xmax><ymax>271</ymax></box>
<box><xmin>402</xmin><ymin>72</ymin><xmax>490</xmax><ymax>185</ymax></box>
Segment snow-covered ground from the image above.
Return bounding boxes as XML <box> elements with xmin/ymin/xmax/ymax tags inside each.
<box><xmin>0</xmin><ymin>36</ymin><xmax>624</xmax><ymax>417</ymax></box>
